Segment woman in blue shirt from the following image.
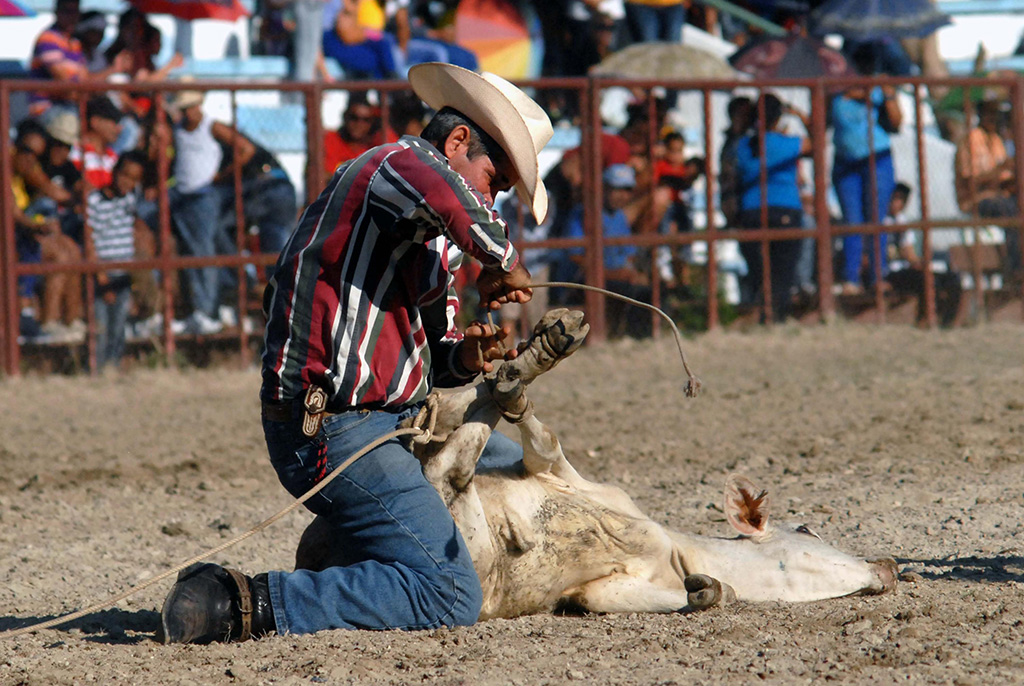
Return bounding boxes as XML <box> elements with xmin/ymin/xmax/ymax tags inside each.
<box><xmin>831</xmin><ymin>49</ymin><xmax>903</xmax><ymax>294</ymax></box>
<box><xmin>735</xmin><ymin>93</ymin><xmax>811</xmax><ymax>322</ymax></box>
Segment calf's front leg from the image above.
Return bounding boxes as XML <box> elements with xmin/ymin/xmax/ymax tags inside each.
<box><xmin>561</xmin><ymin>573</ymin><xmax>729</xmax><ymax>614</ymax></box>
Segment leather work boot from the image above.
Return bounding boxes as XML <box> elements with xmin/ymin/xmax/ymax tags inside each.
<box><xmin>159</xmin><ymin>563</ymin><xmax>275</xmax><ymax>644</ymax></box>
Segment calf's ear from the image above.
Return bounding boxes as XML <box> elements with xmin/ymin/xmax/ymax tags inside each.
<box><xmin>724</xmin><ymin>474</ymin><xmax>771</xmax><ymax>537</ymax></box>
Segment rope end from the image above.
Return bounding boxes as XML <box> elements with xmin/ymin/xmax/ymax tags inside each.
<box><xmin>684</xmin><ymin>378</ymin><xmax>702</xmax><ymax>398</ymax></box>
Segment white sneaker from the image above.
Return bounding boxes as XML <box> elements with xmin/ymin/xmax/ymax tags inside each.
<box><xmin>41</xmin><ymin>321</ymin><xmax>78</xmax><ymax>343</ymax></box>
<box><xmin>187</xmin><ymin>312</ymin><xmax>223</xmax><ymax>335</ymax></box>
<box><xmin>171</xmin><ymin>318</ymin><xmax>189</xmax><ymax>335</ymax></box>
<box><xmin>218</xmin><ymin>305</ymin><xmax>238</xmax><ymax>328</ymax></box>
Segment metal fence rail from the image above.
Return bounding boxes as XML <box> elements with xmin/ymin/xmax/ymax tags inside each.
<box><xmin>2</xmin><ymin>75</ymin><xmax>1023</xmax><ymax>376</ymax></box>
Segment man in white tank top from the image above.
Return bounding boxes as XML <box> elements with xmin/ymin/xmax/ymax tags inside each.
<box><xmin>170</xmin><ymin>90</ymin><xmax>256</xmax><ymax>335</ymax></box>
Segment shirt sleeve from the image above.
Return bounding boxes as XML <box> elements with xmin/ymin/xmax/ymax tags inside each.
<box><xmin>427</xmin><ymin>244</ymin><xmax>477</xmax><ymax>387</ymax></box>
<box><xmin>385</xmin><ymin>144</ymin><xmax>520</xmax><ymax>272</ymax></box>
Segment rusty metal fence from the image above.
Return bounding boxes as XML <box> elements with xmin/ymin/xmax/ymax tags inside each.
<box><xmin>2</xmin><ymin>75</ymin><xmax>1024</xmax><ymax>376</ymax></box>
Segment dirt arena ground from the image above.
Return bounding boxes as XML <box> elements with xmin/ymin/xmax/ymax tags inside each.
<box><xmin>1</xmin><ymin>321</ymin><xmax>1022</xmax><ymax>685</ymax></box>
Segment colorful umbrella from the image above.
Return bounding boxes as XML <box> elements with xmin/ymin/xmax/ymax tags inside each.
<box><xmin>810</xmin><ymin>0</ymin><xmax>951</xmax><ymax>41</ymax></box>
<box><xmin>729</xmin><ymin>33</ymin><xmax>855</xmax><ymax>79</ymax></box>
<box><xmin>0</xmin><ymin>0</ymin><xmax>36</xmax><ymax>18</ymax></box>
<box><xmin>129</xmin><ymin>0</ymin><xmax>248</xmax><ymax>22</ymax></box>
<box><xmin>454</xmin><ymin>0</ymin><xmax>534</xmax><ymax>80</ymax></box>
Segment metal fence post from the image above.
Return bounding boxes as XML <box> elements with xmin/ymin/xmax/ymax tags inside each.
<box><xmin>914</xmin><ymin>83</ymin><xmax>937</xmax><ymax>328</ymax></box>
<box><xmin>306</xmin><ymin>82</ymin><xmax>325</xmax><ymax>204</ymax></box>
<box><xmin>1013</xmin><ymin>77</ymin><xmax>1024</xmax><ymax>316</ymax></box>
<box><xmin>703</xmin><ymin>87</ymin><xmax>719</xmax><ymax>330</ymax></box>
<box><xmin>811</xmin><ymin>80</ymin><xmax>836</xmax><ymax>321</ymax></box>
<box><xmin>583</xmin><ymin>78</ymin><xmax>606</xmax><ymax>342</ymax></box>
<box><xmin>0</xmin><ymin>80</ymin><xmax>16</xmax><ymax>375</ymax></box>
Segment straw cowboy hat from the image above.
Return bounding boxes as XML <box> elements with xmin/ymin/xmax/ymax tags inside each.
<box><xmin>173</xmin><ymin>90</ymin><xmax>205</xmax><ymax>111</ymax></box>
<box><xmin>408</xmin><ymin>63</ymin><xmax>553</xmax><ymax>223</ymax></box>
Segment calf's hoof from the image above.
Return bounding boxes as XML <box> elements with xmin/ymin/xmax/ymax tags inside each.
<box><xmin>491</xmin><ymin>310</ymin><xmax>589</xmax><ymax>415</ymax></box>
<box><xmin>683</xmin><ymin>574</ymin><xmax>733</xmax><ymax>612</ymax></box>
<box><xmin>159</xmin><ymin>563</ymin><xmax>275</xmax><ymax>644</ymax></box>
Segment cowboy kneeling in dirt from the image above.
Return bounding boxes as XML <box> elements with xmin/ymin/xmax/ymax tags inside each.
<box><xmin>159</xmin><ymin>63</ymin><xmax>553</xmax><ymax>643</ymax></box>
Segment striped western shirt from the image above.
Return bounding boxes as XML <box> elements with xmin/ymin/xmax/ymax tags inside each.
<box><xmin>261</xmin><ymin>136</ymin><xmax>519</xmax><ymax>410</ymax></box>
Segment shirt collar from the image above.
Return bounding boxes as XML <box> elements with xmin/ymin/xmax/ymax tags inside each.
<box><xmin>401</xmin><ymin>135</ymin><xmax>446</xmax><ymax>164</ymax></box>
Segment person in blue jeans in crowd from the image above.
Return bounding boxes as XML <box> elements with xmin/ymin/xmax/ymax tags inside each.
<box><xmin>159</xmin><ymin>63</ymin><xmax>551</xmax><ymax>644</ymax></box>
<box><xmin>170</xmin><ymin>89</ymin><xmax>256</xmax><ymax>335</ymax></box>
<box><xmin>736</xmin><ymin>93</ymin><xmax>812</xmax><ymax>322</ymax></box>
<box><xmin>214</xmin><ymin>134</ymin><xmax>297</xmax><ymax>284</ymax></box>
<box><xmin>831</xmin><ymin>47</ymin><xmax>903</xmax><ymax>295</ymax></box>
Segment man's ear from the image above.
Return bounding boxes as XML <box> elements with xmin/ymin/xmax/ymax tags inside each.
<box><xmin>443</xmin><ymin>124</ymin><xmax>472</xmax><ymax>160</ymax></box>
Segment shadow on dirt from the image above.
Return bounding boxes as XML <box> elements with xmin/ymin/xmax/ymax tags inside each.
<box><xmin>0</xmin><ymin>609</ymin><xmax>160</xmax><ymax>645</ymax></box>
<box><xmin>900</xmin><ymin>553</ymin><xmax>1024</xmax><ymax>583</ymax></box>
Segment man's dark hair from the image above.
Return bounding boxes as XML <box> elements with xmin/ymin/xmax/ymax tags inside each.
<box><xmin>761</xmin><ymin>93</ymin><xmax>784</xmax><ymax>129</ymax></box>
<box><xmin>662</xmin><ymin>131</ymin><xmax>684</xmax><ymax>146</ymax></box>
<box><xmin>114</xmin><ymin>149</ymin><xmax>147</xmax><ymax>174</ymax></box>
<box><xmin>87</xmin><ymin>95</ymin><xmax>122</xmax><ymax>122</ymax></box>
<box><xmin>727</xmin><ymin>96</ymin><xmax>752</xmax><ymax>119</ymax></box>
<box><xmin>421</xmin><ymin>106</ymin><xmax>507</xmax><ymax>163</ymax></box>
<box><xmin>893</xmin><ymin>181</ymin><xmax>912</xmax><ymax>200</ymax></box>
<box><xmin>15</xmin><ymin>118</ymin><xmax>48</xmax><ymax>147</ymax></box>
<box><xmin>685</xmin><ymin>156</ymin><xmax>706</xmax><ymax>176</ymax></box>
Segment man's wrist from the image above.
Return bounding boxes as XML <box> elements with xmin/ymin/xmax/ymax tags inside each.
<box><xmin>449</xmin><ymin>342</ymin><xmax>477</xmax><ymax>380</ymax></box>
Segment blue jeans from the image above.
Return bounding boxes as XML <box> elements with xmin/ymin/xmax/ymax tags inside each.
<box><xmin>263</xmin><ymin>400</ymin><xmax>523</xmax><ymax>634</ymax></box>
<box><xmin>95</xmin><ymin>284</ymin><xmax>131</xmax><ymax>368</ymax></box>
<box><xmin>625</xmin><ymin>2</ymin><xmax>685</xmax><ymax>43</ymax></box>
<box><xmin>833</xmin><ymin>152</ymin><xmax>895</xmax><ymax>285</ymax></box>
<box><xmin>171</xmin><ymin>185</ymin><xmax>222</xmax><ymax>317</ymax></box>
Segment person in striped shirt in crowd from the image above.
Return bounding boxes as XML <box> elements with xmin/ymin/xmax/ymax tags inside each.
<box><xmin>85</xmin><ymin>151</ymin><xmax>147</xmax><ymax>371</ymax></box>
<box><xmin>160</xmin><ymin>63</ymin><xmax>553</xmax><ymax>644</ymax></box>
<box><xmin>28</xmin><ymin>0</ymin><xmax>128</xmax><ymax>120</ymax></box>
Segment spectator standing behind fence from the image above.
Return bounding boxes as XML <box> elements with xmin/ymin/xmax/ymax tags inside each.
<box><xmin>28</xmin><ymin>0</ymin><xmax>128</xmax><ymax>121</ymax></box>
<box><xmin>653</xmin><ymin>132</ymin><xmax>703</xmax><ymax>288</ymax></box>
<box><xmin>885</xmin><ymin>182</ymin><xmax>962</xmax><ymax>327</ymax></box>
<box><xmin>735</xmin><ymin>94</ymin><xmax>811</xmax><ymax>322</ymax></box>
<box><xmin>954</xmin><ymin>99</ymin><xmax>1022</xmax><ymax>281</ymax></box>
<box><xmin>323</xmin><ymin>93</ymin><xmax>383</xmax><ymax>174</ymax></box>
<box><xmin>830</xmin><ymin>49</ymin><xmax>902</xmax><ymax>295</ymax></box>
<box><xmin>719</xmin><ymin>96</ymin><xmax>753</xmax><ymax>229</ymax></box>
<box><xmin>86</xmin><ymin>152</ymin><xmax>147</xmax><ymax>370</ymax></box>
<box><xmin>624</xmin><ymin>0</ymin><xmax>686</xmax><ymax>43</ymax></box>
<box><xmin>75</xmin><ymin>11</ymin><xmax>108</xmax><ymax>73</ymax></box>
<box><xmin>214</xmin><ymin>133</ymin><xmax>297</xmax><ymax>279</ymax></box>
<box><xmin>171</xmin><ymin>90</ymin><xmax>254</xmax><ymax>335</ymax></box>
<box><xmin>72</xmin><ymin>97</ymin><xmax>123</xmax><ymax>191</ymax></box>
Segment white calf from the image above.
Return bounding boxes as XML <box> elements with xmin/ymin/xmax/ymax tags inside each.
<box><xmin>296</xmin><ymin>310</ymin><xmax>897</xmax><ymax>619</ymax></box>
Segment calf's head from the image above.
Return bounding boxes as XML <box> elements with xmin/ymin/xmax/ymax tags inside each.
<box><xmin>691</xmin><ymin>475</ymin><xmax>898</xmax><ymax>603</ymax></box>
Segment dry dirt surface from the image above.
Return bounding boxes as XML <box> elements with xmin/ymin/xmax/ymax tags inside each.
<box><xmin>1</xmin><ymin>322</ymin><xmax>1023</xmax><ymax>685</ymax></box>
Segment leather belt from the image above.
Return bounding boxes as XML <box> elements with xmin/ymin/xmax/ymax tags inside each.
<box><xmin>261</xmin><ymin>399</ymin><xmax>293</xmax><ymax>423</ymax></box>
<box><xmin>262</xmin><ymin>386</ymin><xmax>335</xmax><ymax>437</ymax></box>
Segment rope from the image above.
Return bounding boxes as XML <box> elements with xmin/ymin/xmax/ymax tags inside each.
<box><xmin>527</xmin><ymin>282</ymin><xmax>701</xmax><ymax>398</ymax></box>
<box><xmin>2</xmin><ymin>288</ymin><xmax>697</xmax><ymax>639</ymax></box>
<box><xmin>0</xmin><ymin>425</ymin><xmax>426</xmax><ymax>641</ymax></box>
